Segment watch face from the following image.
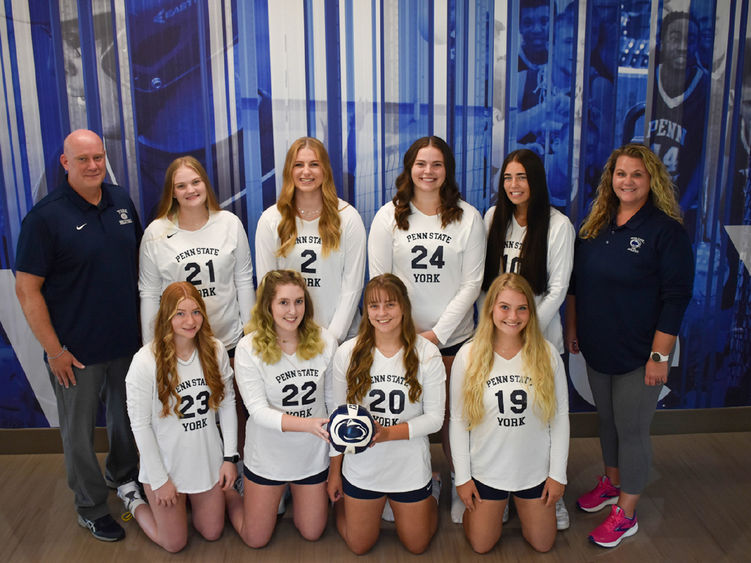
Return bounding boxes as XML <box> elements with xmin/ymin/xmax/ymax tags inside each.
<box><xmin>651</xmin><ymin>353</ymin><xmax>660</xmax><ymax>361</ymax></box>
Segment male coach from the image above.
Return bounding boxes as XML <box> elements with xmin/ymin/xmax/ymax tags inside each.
<box><xmin>15</xmin><ymin>129</ymin><xmax>143</xmax><ymax>541</ymax></box>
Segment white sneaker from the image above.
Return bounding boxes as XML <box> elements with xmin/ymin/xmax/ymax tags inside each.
<box><xmin>116</xmin><ymin>481</ymin><xmax>146</xmax><ymax>515</ymax></box>
<box><xmin>431</xmin><ymin>473</ymin><xmax>442</xmax><ymax>504</ymax></box>
<box><xmin>382</xmin><ymin>500</ymin><xmax>395</xmax><ymax>522</ymax></box>
<box><xmin>502</xmin><ymin>501</ymin><xmax>509</xmax><ymax>523</ymax></box>
<box><xmin>450</xmin><ymin>475</ymin><xmax>464</xmax><ymax>524</ymax></box>
<box><xmin>555</xmin><ymin>498</ymin><xmax>570</xmax><ymax>530</ymax></box>
<box><xmin>278</xmin><ymin>486</ymin><xmax>289</xmax><ymax>515</ymax></box>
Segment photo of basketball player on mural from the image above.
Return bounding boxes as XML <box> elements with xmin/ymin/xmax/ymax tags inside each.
<box><xmin>649</xmin><ymin>11</ymin><xmax>709</xmax><ymax>220</ymax></box>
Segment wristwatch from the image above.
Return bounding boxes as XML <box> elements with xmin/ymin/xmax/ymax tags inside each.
<box><xmin>223</xmin><ymin>455</ymin><xmax>240</xmax><ymax>463</ymax></box>
<box><xmin>650</xmin><ymin>351</ymin><xmax>669</xmax><ymax>362</ymax></box>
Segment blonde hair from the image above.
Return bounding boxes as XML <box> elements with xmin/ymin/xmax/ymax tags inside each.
<box><xmin>462</xmin><ymin>273</ymin><xmax>555</xmax><ymax>428</ymax></box>
<box><xmin>345</xmin><ymin>274</ymin><xmax>422</xmax><ymax>404</ymax></box>
<box><xmin>276</xmin><ymin>138</ymin><xmax>342</xmax><ymax>257</ymax></box>
<box><xmin>152</xmin><ymin>282</ymin><xmax>224</xmax><ymax>417</ymax></box>
<box><xmin>579</xmin><ymin>143</ymin><xmax>683</xmax><ymax>239</ymax></box>
<box><xmin>245</xmin><ymin>270</ymin><xmax>324</xmax><ymax>364</ymax></box>
<box><xmin>155</xmin><ymin>156</ymin><xmax>221</xmax><ymax>219</ymax></box>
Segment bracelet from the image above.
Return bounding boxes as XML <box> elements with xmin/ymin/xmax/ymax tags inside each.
<box><xmin>48</xmin><ymin>346</ymin><xmax>67</xmax><ymax>360</ymax></box>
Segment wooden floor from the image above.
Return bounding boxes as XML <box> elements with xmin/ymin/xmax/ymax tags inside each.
<box><xmin>1</xmin><ymin>433</ymin><xmax>749</xmax><ymax>562</ymax></box>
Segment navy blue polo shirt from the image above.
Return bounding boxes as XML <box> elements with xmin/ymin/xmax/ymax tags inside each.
<box><xmin>15</xmin><ymin>180</ymin><xmax>142</xmax><ymax>365</ymax></box>
<box><xmin>570</xmin><ymin>201</ymin><xmax>693</xmax><ymax>375</ymax></box>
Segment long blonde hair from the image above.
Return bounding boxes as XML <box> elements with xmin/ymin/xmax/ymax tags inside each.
<box><xmin>345</xmin><ymin>274</ymin><xmax>422</xmax><ymax>404</ymax></box>
<box><xmin>462</xmin><ymin>273</ymin><xmax>555</xmax><ymax>428</ymax></box>
<box><xmin>276</xmin><ymin>137</ymin><xmax>342</xmax><ymax>257</ymax></box>
<box><xmin>155</xmin><ymin>156</ymin><xmax>221</xmax><ymax>220</ymax></box>
<box><xmin>245</xmin><ymin>270</ymin><xmax>324</xmax><ymax>364</ymax></box>
<box><xmin>153</xmin><ymin>282</ymin><xmax>224</xmax><ymax>417</ymax></box>
<box><xmin>579</xmin><ymin>143</ymin><xmax>683</xmax><ymax>239</ymax></box>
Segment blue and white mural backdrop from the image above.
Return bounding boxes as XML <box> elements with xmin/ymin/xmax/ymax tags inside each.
<box><xmin>0</xmin><ymin>0</ymin><xmax>749</xmax><ymax>428</ymax></box>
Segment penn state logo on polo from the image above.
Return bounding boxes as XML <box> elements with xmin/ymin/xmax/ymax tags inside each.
<box><xmin>328</xmin><ymin>404</ymin><xmax>375</xmax><ymax>454</ymax></box>
<box><xmin>117</xmin><ymin>208</ymin><xmax>134</xmax><ymax>225</ymax></box>
<box><xmin>627</xmin><ymin>237</ymin><xmax>645</xmax><ymax>254</ymax></box>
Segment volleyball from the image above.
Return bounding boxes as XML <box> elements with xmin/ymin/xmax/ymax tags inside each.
<box><xmin>328</xmin><ymin>404</ymin><xmax>375</xmax><ymax>454</ymax></box>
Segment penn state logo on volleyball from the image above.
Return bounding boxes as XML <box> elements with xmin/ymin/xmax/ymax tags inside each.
<box><xmin>328</xmin><ymin>404</ymin><xmax>375</xmax><ymax>454</ymax></box>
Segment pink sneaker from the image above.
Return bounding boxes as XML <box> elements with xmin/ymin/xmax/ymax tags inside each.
<box><xmin>588</xmin><ymin>505</ymin><xmax>638</xmax><ymax>547</ymax></box>
<box><xmin>577</xmin><ymin>475</ymin><xmax>619</xmax><ymax>512</ymax></box>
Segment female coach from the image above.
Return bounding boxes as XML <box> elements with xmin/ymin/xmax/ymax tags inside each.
<box><xmin>566</xmin><ymin>143</ymin><xmax>693</xmax><ymax>548</ymax></box>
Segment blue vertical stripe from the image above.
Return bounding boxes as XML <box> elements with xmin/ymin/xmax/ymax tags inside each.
<box><xmin>304</xmin><ymin>0</ymin><xmax>316</xmax><ymax>138</ymax></box>
<box><xmin>324</xmin><ymin>0</ymin><xmax>344</xmax><ymax>198</ymax></box>
<box><xmin>446</xmin><ymin>0</ymin><xmax>456</xmax><ymax>151</ymax></box>
<box><xmin>196</xmin><ymin>2</ymin><xmax>216</xmax><ymax>189</ymax></box>
<box><xmin>29</xmin><ymin>2</ymin><xmax>66</xmax><ymax>201</ymax></box>
<box><xmin>378</xmin><ymin>0</ymin><xmax>386</xmax><ymax>205</ymax></box>
<box><xmin>344</xmin><ymin>0</ymin><xmax>356</xmax><ymax>204</ymax></box>
<box><xmin>75</xmin><ymin>0</ymin><xmax>103</xmax><ymax>134</ymax></box>
<box><xmin>428</xmin><ymin>2</ymin><xmax>434</xmax><ymax>134</ymax></box>
<box><xmin>4</xmin><ymin>0</ymin><xmax>32</xmax><ymax>213</ymax></box>
<box><xmin>253</xmin><ymin>0</ymin><xmax>276</xmax><ymax>209</ymax></box>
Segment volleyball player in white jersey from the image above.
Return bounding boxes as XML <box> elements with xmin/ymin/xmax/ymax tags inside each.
<box><xmin>368</xmin><ymin>136</ymin><xmax>486</xmax><ymax>357</ymax></box>
<box><xmin>255</xmin><ymin>137</ymin><xmax>366</xmax><ymax>343</ymax></box>
<box><xmin>328</xmin><ymin>274</ymin><xmax>445</xmax><ymax>555</ymax></box>
<box><xmin>139</xmin><ymin>156</ymin><xmax>254</xmax><ymax>355</ymax></box>
<box><xmin>227</xmin><ymin>270</ymin><xmax>336</xmax><ymax>548</ymax></box>
<box><xmin>450</xmin><ymin>273</ymin><xmax>569</xmax><ymax>554</ymax></box>
<box><xmin>125</xmin><ymin>282</ymin><xmax>238</xmax><ymax>553</ymax></box>
<box><xmin>481</xmin><ymin>149</ymin><xmax>574</xmax><ymax>528</ymax></box>
<box><xmin>483</xmin><ymin>149</ymin><xmax>574</xmax><ymax>354</ymax></box>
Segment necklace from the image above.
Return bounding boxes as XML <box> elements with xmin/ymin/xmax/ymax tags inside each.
<box><xmin>297</xmin><ymin>207</ymin><xmax>321</xmax><ymax>217</ymax></box>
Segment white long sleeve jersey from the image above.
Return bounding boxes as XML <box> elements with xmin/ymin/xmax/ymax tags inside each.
<box><xmin>449</xmin><ymin>340</ymin><xmax>569</xmax><ymax>491</ymax></box>
<box><xmin>332</xmin><ymin>336</ymin><xmax>446</xmax><ymax>493</ymax></box>
<box><xmin>368</xmin><ymin>200</ymin><xmax>486</xmax><ymax>348</ymax></box>
<box><xmin>234</xmin><ymin>329</ymin><xmax>337</xmax><ymax>482</ymax></box>
<box><xmin>254</xmin><ymin>201</ymin><xmax>366</xmax><ymax>343</ymax></box>
<box><xmin>139</xmin><ymin>210</ymin><xmax>255</xmax><ymax>349</ymax></box>
<box><xmin>126</xmin><ymin>339</ymin><xmax>238</xmax><ymax>493</ymax></box>
<box><xmin>483</xmin><ymin>206</ymin><xmax>574</xmax><ymax>353</ymax></box>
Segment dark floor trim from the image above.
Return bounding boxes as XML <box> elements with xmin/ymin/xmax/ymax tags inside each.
<box><xmin>1</xmin><ymin>407</ymin><xmax>749</xmax><ymax>454</ymax></box>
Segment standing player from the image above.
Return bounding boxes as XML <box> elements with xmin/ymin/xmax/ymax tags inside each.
<box><xmin>368</xmin><ymin>135</ymin><xmax>485</xmax><ymax>358</ymax></box>
<box><xmin>481</xmin><ymin>148</ymin><xmax>573</xmax><ymax>529</ymax></box>
<box><xmin>125</xmin><ymin>282</ymin><xmax>238</xmax><ymax>553</ymax></box>
<box><xmin>255</xmin><ymin>137</ymin><xmax>366</xmax><ymax>343</ymax></box>
<box><xmin>368</xmin><ymin>135</ymin><xmax>484</xmax><ymax>520</ymax></box>
<box><xmin>328</xmin><ymin>274</ymin><xmax>445</xmax><ymax>555</ymax></box>
<box><xmin>227</xmin><ymin>270</ymin><xmax>336</xmax><ymax>548</ymax></box>
<box><xmin>450</xmin><ymin>273</ymin><xmax>569</xmax><ymax>554</ymax></box>
<box><xmin>139</xmin><ymin>156</ymin><xmax>254</xmax><ymax>355</ymax></box>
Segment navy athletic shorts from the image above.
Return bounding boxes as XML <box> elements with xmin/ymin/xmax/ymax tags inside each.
<box><xmin>342</xmin><ymin>475</ymin><xmax>432</xmax><ymax>503</ymax></box>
